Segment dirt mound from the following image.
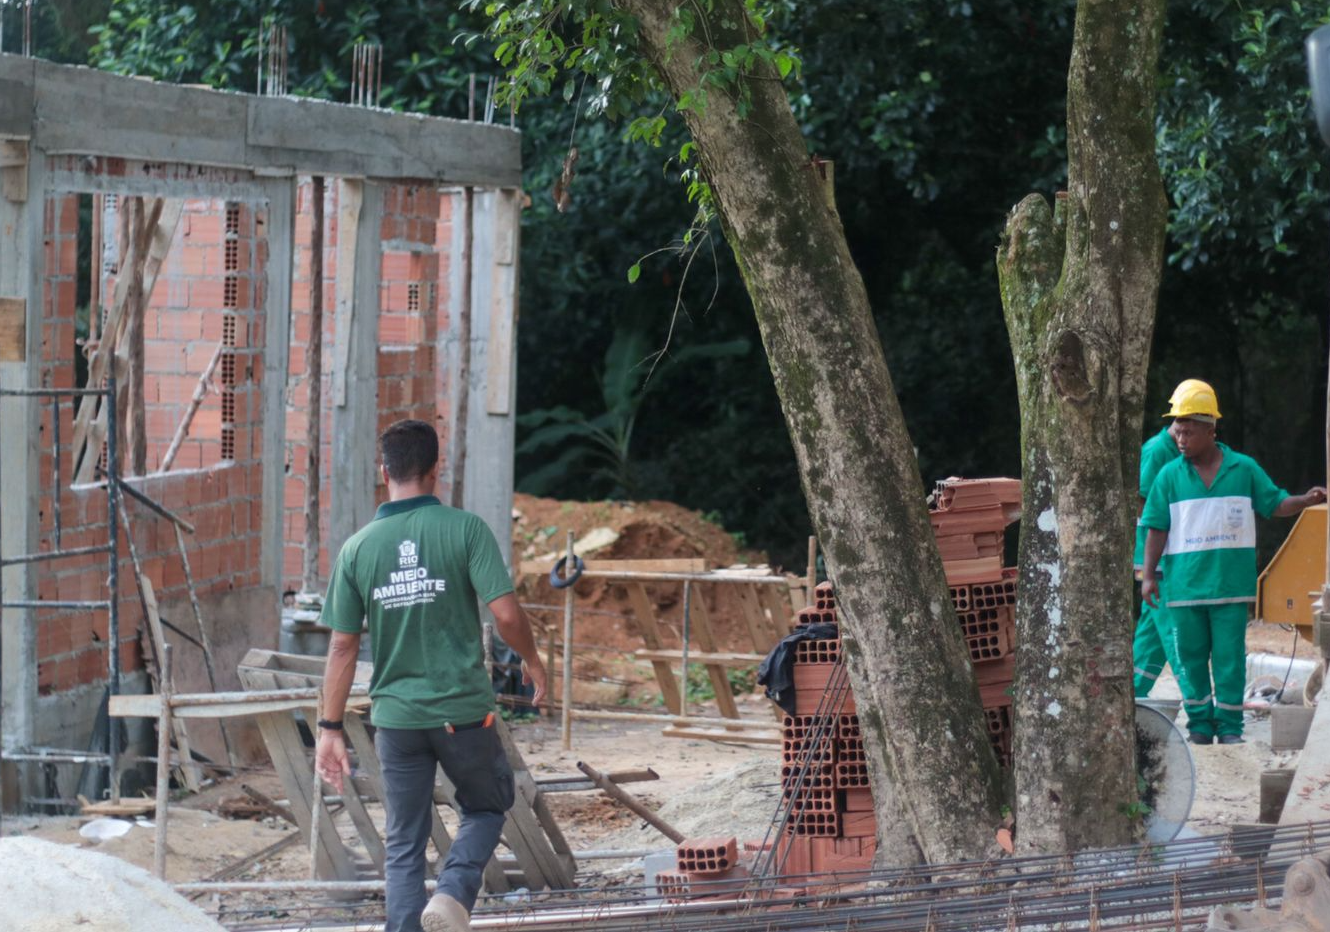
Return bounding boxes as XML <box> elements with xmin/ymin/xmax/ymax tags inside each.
<box><xmin>0</xmin><ymin>836</ymin><xmax>224</xmax><ymax>932</ymax></box>
<box><xmin>511</xmin><ymin>495</ymin><xmax>798</xmax><ymax>705</ymax></box>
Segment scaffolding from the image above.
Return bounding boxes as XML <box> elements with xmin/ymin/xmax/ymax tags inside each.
<box><xmin>0</xmin><ymin>378</ymin><xmax>122</xmax><ymax>814</ymax></box>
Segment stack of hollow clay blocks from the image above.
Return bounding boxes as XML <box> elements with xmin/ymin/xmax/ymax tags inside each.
<box><xmin>655</xmin><ymin>836</ymin><xmax>750</xmax><ymax>901</ymax></box>
<box><xmin>771</xmin><ymin>582</ymin><xmax>876</xmax><ymax>881</ymax></box>
<box><xmin>775</xmin><ymin>478</ymin><xmax>1022</xmax><ymax>885</ymax></box>
<box><xmin>933</xmin><ymin>476</ymin><xmax>1022</xmax><ymax>768</ymax></box>
<box><xmin>658</xmin><ymin>478</ymin><xmax>1023</xmax><ymax>898</ymax></box>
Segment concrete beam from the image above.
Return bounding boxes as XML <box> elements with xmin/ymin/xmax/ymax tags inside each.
<box><xmin>0</xmin><ymin>57</ymin><xmax>521</xmax><ymax>187</ymax></box>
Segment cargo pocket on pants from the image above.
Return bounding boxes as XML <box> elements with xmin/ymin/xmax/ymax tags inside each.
<box><xmin>442</xmin><ymin>723</ymin><xmax>515</xmax><ymax>814</ymax></box>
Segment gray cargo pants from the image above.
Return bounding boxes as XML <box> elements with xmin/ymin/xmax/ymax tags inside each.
<box><xmin>376</xmin><ymin>720</ymin><xmax>514</xmax><ymax>932</ymax></box>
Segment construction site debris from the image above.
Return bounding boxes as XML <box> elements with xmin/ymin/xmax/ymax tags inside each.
<box><xmin>0</xmin><ymin>835</ymin><xmax>224</xmax><ymax>931</ymax></box>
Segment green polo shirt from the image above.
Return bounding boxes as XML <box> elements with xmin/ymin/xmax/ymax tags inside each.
<box><xmin>322</xmin><ymin>495</ymin><xmax>515</xmax><ymax>728</ymax></box>
<box><xmin>1134</xmin><ymin>427</ymin><xmax>1181</xmax><ymax>570</ymax></box>
<box><xmin>1140</xmin><ymin>444</ymin><xmax>1288</xmax><ymax>607</ymax></box>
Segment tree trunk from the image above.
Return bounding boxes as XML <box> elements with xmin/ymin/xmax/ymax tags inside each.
<box><xmin>619</xmin><ymin>0</ymin><xmax>1003</xmax><ymax>864</ymax></box>
<box><xmin>996</xmin><ymin>0</ymin><xmax>1168</xmax><ymax>851</ymax></box>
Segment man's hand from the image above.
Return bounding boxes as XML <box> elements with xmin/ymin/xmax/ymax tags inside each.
<box><xmin>1141</xmin><ymin>576</ymin><xmax>1160</xmax><ymax>609</ymax></box>
<box><xmin>315</xmin><ymin>729</ymin><xmax>351</xmax><ymax>793</ymax></box>
<box><xmin>522</xmin><ymin>657</ymin><xmax>548</xmax><ymax>710</ymax></box>
<box><xmin>1304</xmin><ymin>486</ymin><xmax>1327</xmax><ymax>507</ymax></box>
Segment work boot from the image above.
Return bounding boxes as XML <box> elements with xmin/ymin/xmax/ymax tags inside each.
<box><xmin>1217</xmin><ymin>734</ymin><xmax>1245</xmax><ymax>745</ymax></box>
<box><xmin>421</xmin><ymin>893</ymin><xmax>472</xmax><ymax>932</ymax></box>
<box><xmin>1188</xmin><ymin>731</ymin><xmax>1213</xmax><ymax>745</ymax></box>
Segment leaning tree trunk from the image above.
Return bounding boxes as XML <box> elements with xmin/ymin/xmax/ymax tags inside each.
<box><xmin>996</xmin><ymin>0</ymin><xmax>1168</xmax><ymax>852</ymax></box>
<box><xmin>620</xmin><ymin>0</ymin><xmax>1003</xmax><ymax>864</ymax></box>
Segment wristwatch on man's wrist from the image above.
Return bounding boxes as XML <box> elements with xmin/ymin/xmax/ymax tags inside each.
<box><xmin>317</xmin><ymin>719</ymin><xmax>344</xmax><ymax>732</ymax></box>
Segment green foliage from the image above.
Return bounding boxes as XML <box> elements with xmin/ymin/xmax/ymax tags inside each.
<box><xmin>81</xmin><ymin>0</ymin><xmax>1330</xmax><ymax>571</ymax></box>
<box><xmin>516</xmin><ymin>315</ymin><xmax>748</xmax><ymax>498</ymax></box>
<box><xmin>685</xmin><ymin>664</ymin><xmax>757</xmax><ymax>703</ymax></box>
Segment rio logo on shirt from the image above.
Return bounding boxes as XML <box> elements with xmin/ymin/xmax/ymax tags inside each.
<box><xmin>371</xmin><ymin>539</ymin><xmax>446</xmax><ymax>609</ymax></box>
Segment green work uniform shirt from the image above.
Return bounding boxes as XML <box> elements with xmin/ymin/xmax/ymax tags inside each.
<box><xmin>1134</xmin><ymin>427</ymin><xmax>1181</xmax><ymax>571</ymax></box>
<box><xmin>322</xmin><ymin>495</ymin><xmax>515</xmax><ymax>729</ymax></box>
<box><xmin>1140</xmin><ymin>444</ymin><xmax>1288</xmax><ymax>608</ymax></box>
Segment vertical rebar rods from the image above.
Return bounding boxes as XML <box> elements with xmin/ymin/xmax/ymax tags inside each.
<box><xmin>350</xmin><ymin>43</ymin><xmax>383</xmax><ymax>107</ymax></box>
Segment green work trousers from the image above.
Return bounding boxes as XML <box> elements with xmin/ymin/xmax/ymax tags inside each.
<box><xmin>1170</xmin><ymin>602</ymin><xmax>1249</xmax><ymax>738</ymax></box>
<box><xmin>1132</xmin><ymin>579</ymin><xmax>1178</xmax><ymax>698</ymax></box>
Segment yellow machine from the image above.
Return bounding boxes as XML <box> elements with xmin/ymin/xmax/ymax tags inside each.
<box><xmin>1256</xmin><ymin>504</ymin><xmax>1327</xmax><ymax>643</ymax></box>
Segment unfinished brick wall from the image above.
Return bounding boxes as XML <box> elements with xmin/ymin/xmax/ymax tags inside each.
<box><xmin>138</xmin><ymin>200</ymin><xmax>266</xmax><ymax>471</ymax></box>
<box><xmin>33</xmin><ymin>187</ymin><xmax>269</xmax><ymax>699</ymax></box>
<box><xmin>281</xmin><ymin>182</ymin><xmax>456</xmax><ymax>593</ymax></box>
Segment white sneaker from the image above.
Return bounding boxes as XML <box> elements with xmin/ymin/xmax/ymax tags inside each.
<box><xmin>421</xmin><ymin>893</ymin><xmax>472</xmax><ymax>932</ymax></box>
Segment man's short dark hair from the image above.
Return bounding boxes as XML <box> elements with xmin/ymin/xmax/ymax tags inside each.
<box><xmin>379</xmin><ymin>419</ymin><xmax>439</xmax><ymax>482</ymax></box>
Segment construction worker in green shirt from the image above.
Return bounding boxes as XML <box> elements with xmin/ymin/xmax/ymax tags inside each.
<box><xmin>1141</xmin><ymin>383</ymin><xmax>1325</xmax><ymax>745</ymax></box>
<box><xmin>1131</xmin><ymin>382</ymin><xmax>1188</xmax><ymax>696</ymax></box>
<box><xmin>315</xmin><ymin>419</ymin><xmax>548</xmax><ymax>932</ymax></box>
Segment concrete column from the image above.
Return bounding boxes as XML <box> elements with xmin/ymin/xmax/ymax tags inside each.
<box><xmin>259</xmin><ymin>177</ymin><xmax>295</xmax><ymax>591</ymax></box>
<box><xmin>459</xmin><ymin>188</ymin><xmax>519</xmax><ymax>565</ymax></box>
<box><xmin>328</xmin><ymin>180</ymin><xmax>382</xmax><ymax>558</ymax></box>
<box><xmin>0</xmin><ymin>143</ymin><xmax>44</xmax><ymax>751</ymax></box>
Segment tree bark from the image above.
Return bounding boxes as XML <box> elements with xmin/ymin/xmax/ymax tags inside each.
<box><xmin>996</xmin><ymin>0</ymin><xmax>1168</xmax><ymax>851</ymax></box>
<box><xmin>619</xmin><ymin>0</ymin><xmax>1003</xmax><ymax>864</ymax></box>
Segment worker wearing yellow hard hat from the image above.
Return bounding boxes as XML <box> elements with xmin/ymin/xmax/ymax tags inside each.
<box><xmin>1141</xmin><ymin>381</ymin><xmax>1326</xmax><ymax>744</ymax></box>
<box><xmin>1131</xmin><ymin>381</ymin><xmax>1192</xmax><ymax>697</ymax></box>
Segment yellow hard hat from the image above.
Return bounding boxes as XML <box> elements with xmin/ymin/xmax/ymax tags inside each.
<box><xmin>1163</xmin><ymin>379</ymin><xmax>1222</xmax><ymax>421</ymax></box>
<box><xmin>1168</xmin><ymin>379</ymin><xmax>1210</xmax><ymax>405</ymax></box>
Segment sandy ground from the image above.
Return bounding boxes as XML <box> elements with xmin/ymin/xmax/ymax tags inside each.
<box><xmin>1</xmin><ymin>624</ymin><xmax>1318</xmax><ymax>928</ymax></box>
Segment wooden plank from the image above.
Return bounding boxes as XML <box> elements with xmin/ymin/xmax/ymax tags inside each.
<box><xmin>661</xmin><ymin>726</ymin><xmax>782</xmax><ymax>745</ymax></box>
<box><xmin>1271</xmin><ymin>705</ymin><xmax>1317</xmax><ymax>752</ymax></box>
<box><xmin>331</xmin><ymin>179</ymin><xmax>363</xmax><ymax>408</ymax></box>
<box><xmin>633</xmin><ymin>649</ymin><xmax>764</xmax><ymax>668</ymax></box>
<box><xmin>1279</xmin><ymin>684</ymin><xmax>1330</xmax><ymax>825</ymax></box>
<box><xmin>626</xmin><ymin>583</ymin><xmax>683</xmax><ymax>715</ymax></box>
<box><xmin>731</xmin><ymin>583</ymin><xmax>779</xmax><ymax>653</ymax></box>
<box><xmin>80</xmin><ymin>796</ymin><xmax>155</xmax><ymax>816</ymax></box>
<box><xmin>319</xmin><ymin>713</ymin><xmax>385</xmax><ymax>873</ymax></box>
<box><xmin>110</xmin><ymin>692</ymin><xmax>370</xmax><ymax>720</ymax></box>
<box><xmin>1</xmin><ymin>139</ymin><xmax>27</xmax><ymax>202</ymax></box>
<box><xmin>141</xmin><ymin>578</ymin><xmax>201</xmax><ymax>792</ymax></box>
<box><xmin>496</xmin><ymin>717</ymin><xmax>575</xmax><ymax>884</ymax></box>
<box><xmin>519</xmin><ymin>557</ymin><xmax>707</xmax><ymax>578</ymax></box>
<box><xmin>758</xmin><ymin>585</ymin><xmax>794</xmax><ymax>638</ymax></box>
<box><xmin>253</xmin><ymin>710</ymin><xmax>356</xmax><ymax>880</ymax></box>
<box><xmin>72</xmin><ymin>200</ymin><xmax>183</xmax><ymax>481</ymax></box>
<box><xmin>0</xmin><ymin>297</ymin><xmax>24</xmax><ymax>362</ymax></box>
<box><xmin>686</xmin><ymin>596</ymin><xmax>740</xmax><ymax>720</ymax></box>
<box><xmin>237</xmin><ymin>648</ymin><xmax>374</xmax><ymax>690</ymax></box>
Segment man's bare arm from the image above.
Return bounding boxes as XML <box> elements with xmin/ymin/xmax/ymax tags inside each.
<box><xmin>1274</xmin><ymin>487</ymin><xmax>1327</xmax><ymax>518</ymax></box>
<box><xmin>1141</xmin><ymin>528</ymin><xmax>1168</xmax><ymax>608</ymax></box>
<box><xmin>314</xmin><ymin>630</ymin><xmax>360</xmax><ymax>791</ymax></box>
